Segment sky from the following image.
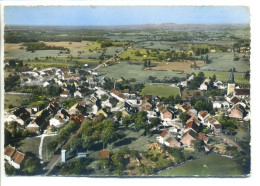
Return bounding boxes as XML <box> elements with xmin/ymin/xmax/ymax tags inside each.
<box><xmin>4</xmin><ymin>6</ymin><xmax>250</xmax><ymax>26</ymax></box>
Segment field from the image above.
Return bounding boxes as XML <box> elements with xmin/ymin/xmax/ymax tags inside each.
<box><xmin>193</xmin><ymin>70</ymin><xmax>250</xmax><ymax>86</ymax></box>
<box><xmin>42</xmin><ymin>136</ymin><xmax>56</xmax><ymax>163</ymax></box>
<box><xmin>148</xmin><ymin>60</ymin><xmax>205</xmax><ymax>73</ymax></box>
<box><xmin>119</xmin><ymin>48</ymin><xmax>157</xmax><ymax>61</ymax></box>
<box><xmin>200</xmin><ymin>52</ymin><xmax>250</xmax><ymax>72</ymax></box>
<box><xmin>140</xmin><ymin>84</ymin><xmax>180</xmax><ymax>98</ymax></box>
<box><xmin>4</xmin><ymin>94</ymin><xmax>31</xmax><ymax>111</ymax></box>
<box><xmin>96</xmin><ymin>63</ymin><xmax>186</xmax><ymax>83</ymax></box>
<box><xmin>159</xmin><ymin>154</ymin><xmax>244</xmax><ymax>177</ymax></box>
<box><xmin>12</xmin><ymin>137</ymin><xmax>41</xmax><ymax>158</ymax></box>
<box><xmin>133</xmin><ymin>41</ymin><xmax>183</xmax><ymax>51</ymax></box>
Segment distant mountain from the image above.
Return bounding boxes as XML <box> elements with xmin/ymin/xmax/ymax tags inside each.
<box><xmin>5</xmin><ymin>23</ymin><xmax>249</xmax><ymax>31</ymax></box>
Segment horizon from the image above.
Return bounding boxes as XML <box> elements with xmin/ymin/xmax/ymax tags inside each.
<box><xmin>4</xmin><ymin>6</ymin><xmax>250</xmax><ymax>26</ymax></box>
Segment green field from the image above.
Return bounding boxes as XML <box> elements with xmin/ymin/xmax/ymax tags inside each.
<box><xmin>159</xmin><ymin>154</ymin><xmax>244</xmax><ymax>177</ymax></box>
<box><xmin>193</xmin><ymin>70</ymin><xmax>250</xmax><ymax>87</ymax></box>
<box><xmin>96</xmin><ymin>63</ymin><xmax>185</xmax><ymax>83</ymax></box>
<box><xmin>119</xmin><ymin>48</ymin><xmax>157</xmax><ymax>61</ymax></box>
<box><xmin>42</xmin><ymin>136</ymin><xmax>56</xmax><ymax>163</ymax></box>
<box><xmin>200</xmin><ymin>52</ymin><xmax>250</xmax><ymax>72</ymax></box>
<box><xmin>4</xmin><ymin>94</ymin><xmax>31</xmax><ymax>111</ymax></box>
<box><xmin>141</xmin><ymin>84</ymin><xmax>180</xmax><ymax>98</ymax></box>
<box><xmin>12</xmin><ymin>137</ymin><xmax>41</xmax><ymax>158</ymax></box>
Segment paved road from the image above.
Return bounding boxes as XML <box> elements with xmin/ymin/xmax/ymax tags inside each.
<box><xmin>38</xmin><ymin>133</ymin><xmax>57</xmax><ymax>160</ymax></box>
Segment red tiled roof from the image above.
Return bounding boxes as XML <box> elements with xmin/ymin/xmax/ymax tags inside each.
<box><xmin>110</xmin><ymin>89</ymin><xmax>126</xmax><ymax>99</ymax></box>
<box><xmin>4</xmin><ymin>145</ymin><xmax>16</xmax><ymax>157</ymax></box>
<box><xmin>199</xmin><ymin>132</ymin><xmax>205</xmax><ymax>137</ymax></box>
<box><xmin>70</xmin><ymin>114</ymin><xmax>84</xmax><ymax>123</ymax></box>
<box><xmin>235</xmin><ymin>89</ymin><xmax>250</xmax><ymax>96</ymax></box>
<box><xmin>200</xmin><ymin>111</ymin><xmax>208</xmax><ymax>118</ymax></box>
<box><xmin>213</xmin><ymin>124</ymin><xmax>221</xmax><ymax>129</ymax></box>
<box><xmin>159</xmin><ymin>130</ymin><xmax>168</xmax><ymax>137</ymax></box>
<box><xmin>205</xmin><ymin>145</ymin><xmax>211</xmax><ymax>150</ymax></box>
<box><xmin>61</xmin><ymin>90</ymin><xmax>69</xmax><ymax>95</ymax></box>
<box><xmin>184</xmin><ymin>121</ymin><xmax>199</xmax><ymax>131</ymax></box>
<box><xmin>12</xmin><ymin>151</ymin><xmax>25</xmax><ymax>165</ymax></box>
<box><xmin>182</xmin><ymin>103</ymin><xmax>192</xmax><ymax>111</ymax></box>
<box><xmin>99</xmin><ymin>150</ymin><xmax>110</xmax><ymax>159</ymax></box>
<box><xmin>203</xmin><ymin>136</ymin><xmax>208</xmax><ymax>141</ymax></box>
<box><xmin>208</xmin><ymin>118</ymin><xmax>216</xmax><ymax>124</ymax></box>
<box><xmin>231</xmin><ymin>97</ymin><xmax>240</xmax><ymax>104</ymax></box>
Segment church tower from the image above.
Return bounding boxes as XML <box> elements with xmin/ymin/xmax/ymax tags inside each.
<box><xmin>227</xmin><ymin>69</ymin><xmax>235</xmax><ymax>95</ymax></box>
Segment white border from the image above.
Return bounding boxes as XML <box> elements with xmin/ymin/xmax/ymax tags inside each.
<box><xmin>1</xmin><ymin>1</ymin><xmax>260</xmax><ymax>186</ymax></box>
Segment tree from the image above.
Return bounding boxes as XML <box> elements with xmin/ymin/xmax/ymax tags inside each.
<box><xmin>24</xmin><ymin>158</ymin><xmax>38</xmax><ymax>175</ymax></box>
<box><xmin>175</xmin><ymin>94</ymin><xmax>181</xmax><ymax>104</ymax></box>
<box><xmin>116</xmin><ymin>111</ymin><xmax>122</xmax><ymax>121</ymax></box>
<box><xmin>101</xmin><ymin>127</ymin><xmax>116</xmax><ymax>149</ymax></box>
<box><xmin>179</xmin><ymin>113</ymin><xmax>190</xmax><ymax>122</ymax></box>
<box><xmin>212</xmin><ymin>74</ymin><xmax>216</xmax><ymax>82</ymax></box>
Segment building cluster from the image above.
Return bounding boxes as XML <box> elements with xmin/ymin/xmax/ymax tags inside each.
<box><xmin>4</xmin><ymin>64</ymin><xmax>250</xmax><ymax>169</ymax></box>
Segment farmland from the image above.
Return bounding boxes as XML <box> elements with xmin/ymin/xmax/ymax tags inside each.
<box><xmin>148</xmin><ymin>60</ymin><xmax>205</xmax><ymax>73</ymax></box>
<box><xmin>159</xmin><ymin>154</ymin><xmax>244</xmax><ymax>177</ymax></box>
<box><xmin>12</xmin><ymin>137</ymin><xmax>41</xmax><ymax>158</ymax></box>
<box><xmin>140</xmin><ymin>84</ymin><xmax>180</xmax><ymax>98</ymax></box>
<box><xmin>96</xmin><ymin>63</ymin><xmax>186</xmax><ymax>83</ymax></box>
<box><xmin>4</xmin><ymin>93</ymin><xmax>31</xmax><ymax>111</ymax></box>
<box><xmin>193</xmin><ymin>70</ymin><xmax>250</xmax><ymax>86</ymax></box>
<box><xmin>199</xmin><ymin>52</ymin><xmax>250</xmax><ymax>72</ymax></box>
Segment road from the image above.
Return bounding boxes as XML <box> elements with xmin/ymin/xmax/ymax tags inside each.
<box><xmin>38</xmin><ymin>133</ymin><xmax>57</xmax><ymax>160</ymax></box>
<box><xmin>218</xmin><ymin>133</ymin><xmax>245</xmax><ymax>153</ymax></box>
<box><xmin>43</xmin><ymin>154</ymin><xmax>61</xmax><ymax>176</ymax></box>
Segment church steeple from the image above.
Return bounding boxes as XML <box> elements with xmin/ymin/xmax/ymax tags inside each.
<box><xmin>228</xmin><ymin>68</ymin><xmax>235</xmax><ymax>84</ymax></box>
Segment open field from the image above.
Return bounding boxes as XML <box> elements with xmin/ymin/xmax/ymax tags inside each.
<box><xmin>159</xmin><ymin>154</ymin><xmax>244</xmax><ymax>177</ymax></box>
<box><xmin>42</xmin><ymin>136</ymin><xmax>56</xmax><ymax>163</ymax></box>
<box><xmin>200</xmin><ymin>52</ymin><xmax>250</xmax><ymax>72</ymax></box>
<box><xmin>12</xmin><ymin>137</ymin><xmax>41</xmax><ymax>158</ymax></box>
<box><xmin>4</xmin><ymin>94</ymin><xmax>31</xmax><ymax>111</ymax></box>
<box><xmin>96</xmin><ymin>63</ymin><xmax>186</xmax><ymax>83</ymax></box>
<box><xmin>119</xmin><ymin>48</ymin><xmax>157</xmax><ymax>61</ymax></box>
<box><xmin>148</xmin><ymin>60</ymin><xmax>205</xmax><ymax>73</ymax></box>
<box><xmin>133</xmin><ymin>41</ymin><xmax>183</xmax><ymax>51</ymax></box>
<box><xmin>193</xmin><ymin>70</ymin><xmax>250</xmax><ymax>86</ymax></box>
<box><xmin>141</xmin><ymin>84</ymin><xmax>180</xmax><ymax>98</ymax></box>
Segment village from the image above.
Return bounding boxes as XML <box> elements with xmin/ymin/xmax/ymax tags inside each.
<box><xmin>4</xmin><ymin>59</ymin><xmax>250</xmax><ymax>176</ymax></box>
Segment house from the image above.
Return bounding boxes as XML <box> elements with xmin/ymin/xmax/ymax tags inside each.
<box><xmin>60</xmin><ymin>90</ymin><xmax>70</xmax><ymax>98</ymax></box>
<box><xmin>13</xmin><ymin>107</ymin><xmax>30</xmax><ymax>121</ymax></box>
<box><xmin>4</xmin><ymin>113</ymin><xmax>24</xmax><ymax>126</ymax></box>
<box><xmin>234</xmin><ymin>88</ymin><xmax>250</xmax><ymax>98</ymax></box>
<box><xmin>124</xmin><ymin>101</ymin><xmax>139</xmax><ymax>113</ymax></box>
<box><xmin>110</xmin><ymin>88</ymin><xmax>126</xmax><ymax>101</ymax></box>
<box><xmin>230</xmin><ymin>104</ymin><xmax>245</xmax><ymax>119</ymax></box>
<box><xmin>205</xmin><ymin>145</ymin><xmax>211</xmax><ymax>152</ymax></box>
<box><xmin>183</xmin><ymin>121</ymin><xmax>199</xmax><ymax>133</ymax></box>
<box><xmin>48</xmin><ymin>102</ymin><xmax>59</xmax><ymax>112</ymax></box>
<box><xmin>198</xmin><ymin>111</ymin><xmax>210</xmax><ymax>124</ymax></box>
<box><xmin>165</xmin><ymin>137</ymin><xmax>181</xmax><ymax>148</ymax></box>
<box><xmin>26</xmin><ymin>121</ymin><xmax>40</xmax><ymax>133</ymax></box>
<box><xmin>4</xmin><ymin>145</ymin><xmax>25</xmax><ymax>169</ymax></box>
<box><xmin>199</xmin><ymin>82</ymin><xmax>208</xmax><ymax>91</ymax></box>
<box><xmin>207</xmin><ymin>118</ymin><xmax>222</xmax><ymax>132</ymax></box>
<box><xmin>139</xmin><ymin>101</ymin><xmax>153</xmax><ymax>111</ymax></box>
<box><xmin>158</xmin><ymin>130</ymin><xmax>169</xmax><ymax>144</ymax></box>
<box><xmin>70</xmin><ymin>114</ymin><xmax>84</xmax><ymax>123</ymax></box>
<box><xmin>182</xmin><ymin>103</ymin><xmax>192</xmax><ymax>112</ymax></box>
<box><xmin>230</xmin><ymin>96</ymin><xmax>241</xmax><ymax>105</ymax></box>
<box><xmin>99</xmin><ymin>150</ymin><xmax>110</xmax><ymax>159</ymax></box>
<box><xmin>174</xmin><ymin>104</ymin><xmax>186</xmax><ymax>112</ymax></box>
<box><xmin>161</xmin><ymin>108</ymin><xmax>173</xmax><ymax>120</ymax></box>
<box><xmin>96</xmin><ymin>109</ymin><xmax>108</xmax><ymax>118</ymax></box>
<box><xmin>49</xmin><ymin>116</ymin><xmax>65</xmax><ymax>128</ymax></box>
<box><xmin>4</xmin><ymin>144</ymin><xmax>16</xmax><ymax>162</ymax></box>
<box><xmin>180</xmin><ymin>129</ymin><xmax>200</xmax><ymax>147</ymax></box>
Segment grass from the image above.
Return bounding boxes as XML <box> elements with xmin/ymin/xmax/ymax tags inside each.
<box><xmin>119</xmin><ymin>48</ymin><xmax>157</xmax><ymax>61</ymax></box>
<box><xmin>4</xmin><ymin>94</ymin><xmax>31</xmax><ymax>111</ymax></box>
<box><xmin>96</xmin><ymin>63</ymin><xmax>185</xmax><ymax>83</ymax></box>
<box><xmin>193</xmin><ymin>70</ymin><xmax>250</xmax><ymax>87</ymax></box>
<box><xmin>159</xmin><ymin>154</ymin><xmax>244</xmax><ymax>177</ymax></box>
<box><xmin>12</xmin><ymin>137</ymin><xmax>41</xmax><ymax>158</ymax></box>
<box><xmin>141</xmin><ymin>84</ymin><xmax>180</xmax><ymax>98</ymax></box>
<box><xmin>200</xmin><ymin>52</ymin><xmax>250</xmax><ymax>72</ymax></box>
<box><xmin>42</xmin><ymin>136</ymin><xmax>56</xmax><ymax>163</ymax></box>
